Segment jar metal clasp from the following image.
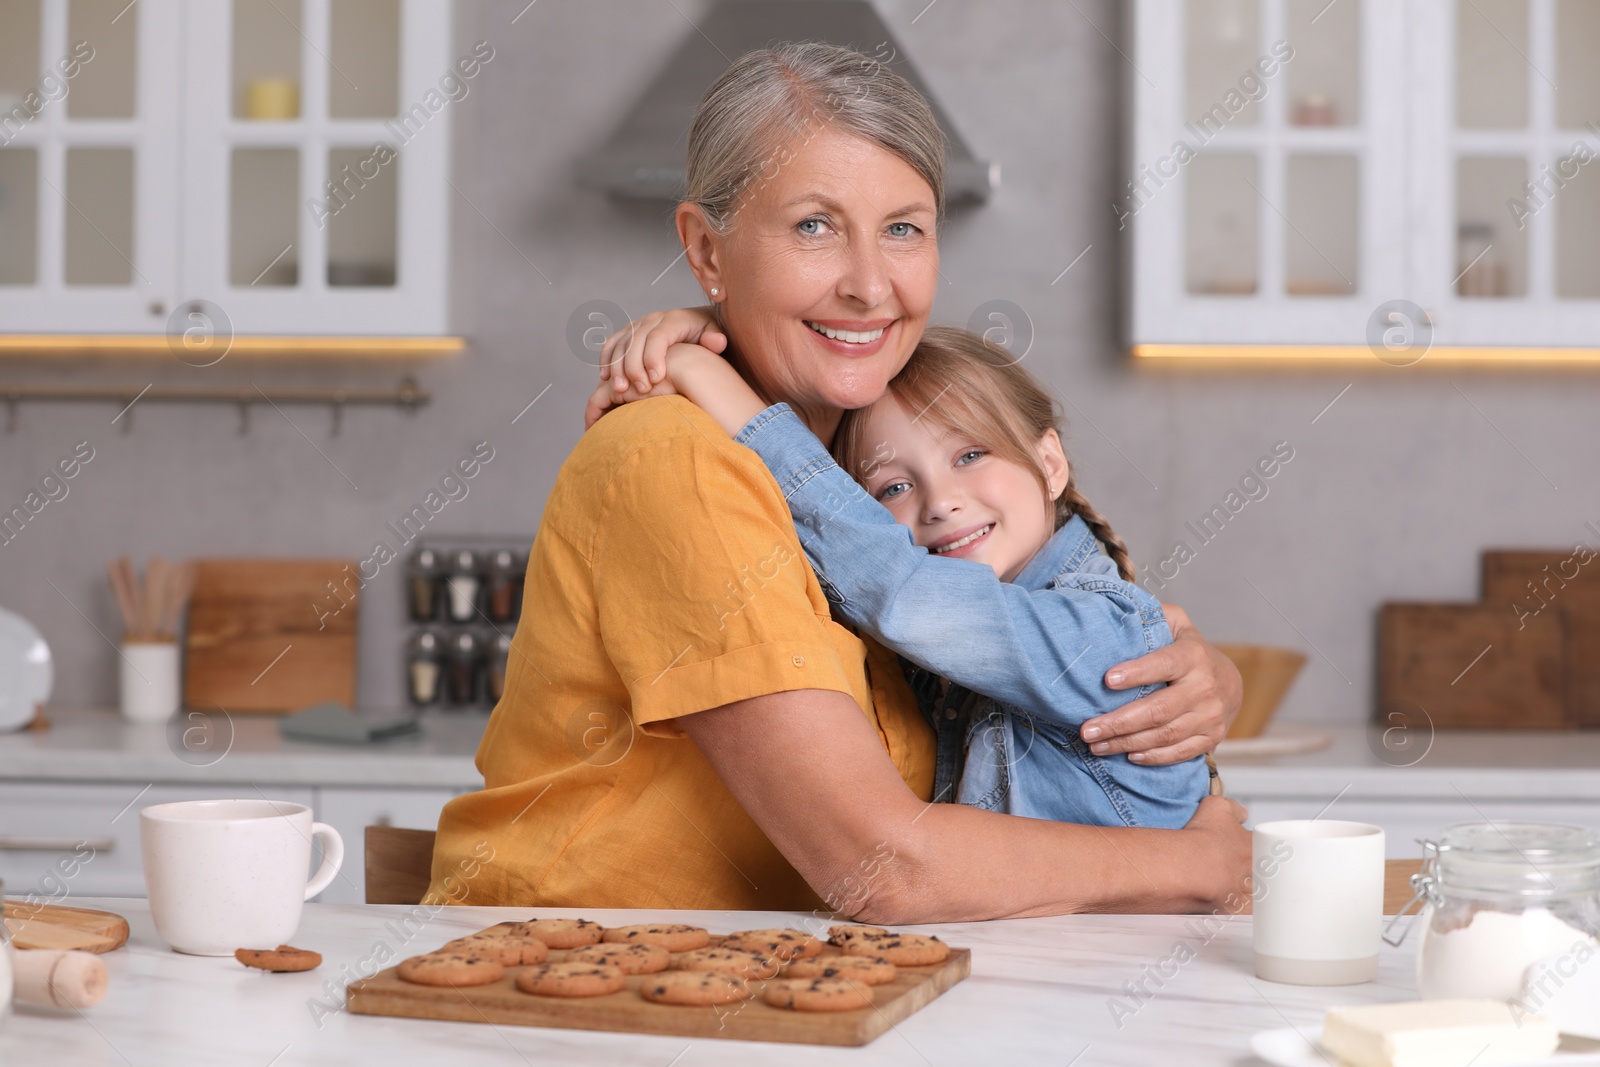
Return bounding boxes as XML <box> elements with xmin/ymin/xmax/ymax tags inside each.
<box><xmin>1382</xmin><ymin>839</ymin><xmax>1442</xmax><ymax>948</ymax></box>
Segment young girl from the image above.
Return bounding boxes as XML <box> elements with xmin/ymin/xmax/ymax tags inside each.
<box><xmin>587</xmin><ymin>325</ymin><xmax>1212</xmax><ymax>830</ymax></box>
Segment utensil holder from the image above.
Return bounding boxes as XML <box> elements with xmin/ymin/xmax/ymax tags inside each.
<box><xmin>120</xmin><ymin>641</ymin><xmax>180</xmax><ymax>724</ymax></box>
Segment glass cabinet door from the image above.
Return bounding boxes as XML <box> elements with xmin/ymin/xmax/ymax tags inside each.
<box><xmin>1412</xmin><ymin>0</ymin><xmax>1600</xmax><ymax>347</ymax></box>
<box><xmin>1129</xmin><ymin>0</ymin><xmax>1409</xmax><ymax>346</ymax></box>
<box><xmin>181</xmin><ymin>0</ymin><xmax>451</xmax><ymax>335</ymax></box>
<box><xmin>0</xmin><ymin>0</ymin><xmax>179</xmax><ymax>332</ymax></box>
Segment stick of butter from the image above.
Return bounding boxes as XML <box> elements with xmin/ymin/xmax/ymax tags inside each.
<box><xmin>1322</xmin><ymin>999</ymin><xmax>1560</xmax><ymax>1067</ymax></box>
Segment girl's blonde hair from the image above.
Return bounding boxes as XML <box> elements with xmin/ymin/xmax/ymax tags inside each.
<box><xmin>830</xmin><ymin>325</ymin><xmax>1137</xmax><ymax>582</ymax></box>
<box><xmin>684</xmin><ymin>42</ymin><xmax>947</xmax><ymax>236</ymax></box>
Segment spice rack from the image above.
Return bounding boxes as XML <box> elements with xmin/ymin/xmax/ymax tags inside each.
<box><xmin>402</xmin><ymin>535</ymin><xmax>531</xmax><ymax>712</ymax></box>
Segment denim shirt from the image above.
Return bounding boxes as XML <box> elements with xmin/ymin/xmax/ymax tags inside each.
<box><xmin>734</xmin><ymin>402</ymin><xmax>1208</xmax><ymax>829</ymax></box>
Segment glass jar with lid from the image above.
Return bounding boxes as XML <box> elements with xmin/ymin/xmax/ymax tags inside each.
<box><xmin>1402</xmin><ymin>822</ymin><xmax>1600</xmax><ymax>1001</ymax></box>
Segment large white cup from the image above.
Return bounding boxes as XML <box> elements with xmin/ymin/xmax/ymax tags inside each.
<box><xmin>140</xmin><ymin>799</ymin><xmax>344</xmax><ymax>956</ymax></box>
<box><xmin>1253</xmin><ymin>819</ymin><xmax>1385</xmax><ymax>985</ymax></box>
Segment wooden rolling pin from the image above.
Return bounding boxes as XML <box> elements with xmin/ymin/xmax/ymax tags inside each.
<box><xmin>12</xmin><ymin>950</ymin><xmax>108</xmax><ymax>1009</ymax></box>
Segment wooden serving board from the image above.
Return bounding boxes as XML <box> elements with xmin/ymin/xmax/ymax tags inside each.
<box><xmin>184</xmin><ymin>558</ymin><xmax>358</xmax><ymax>713</ymax></box>
<box><xmin>1482</xmin><ymin>549</ymin><xmax>1600</xmax><ymax>728</ymax></box>
<box><xmin>1377</xmin><ymin>602</ymin><xmax>1570</xmax><ymax>729</ymax></box>
<box><xmin>2</xmin><ymin>900</ymin><xmax>130</xmax><ymax>953</ymax></box>
<box><xmin>348</xmin><ymin>944</ymin><xmax>971</xmax><ymax>1046</ymax></box>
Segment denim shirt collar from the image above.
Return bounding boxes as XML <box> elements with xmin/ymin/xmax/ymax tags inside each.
<box><xmin>1009</xmin><ymin>513</ymin><xmax>1102</xmax><ymax>591</ymax></box>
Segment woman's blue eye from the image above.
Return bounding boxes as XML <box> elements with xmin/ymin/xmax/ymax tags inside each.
<box><xmin>798</xmin><ymin>217</ymin><xmax>825</xmax><ymax>235</ymax></box>
<box><xmin>888</xmin><ymin>221</ymin><xmax>918</xmax><ymax>237</ymax></box>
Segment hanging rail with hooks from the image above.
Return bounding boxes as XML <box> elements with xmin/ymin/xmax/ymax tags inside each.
<box><xmin>0</xmin><ymin>377</ymin><xmax>429</xmax><ymax>435</ymax></box>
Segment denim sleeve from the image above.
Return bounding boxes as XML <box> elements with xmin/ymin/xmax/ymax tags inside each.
<box><xmin>734</xmin><ymin>403</ymin><xmax>1171</xmax><ymax>725</ymax></box>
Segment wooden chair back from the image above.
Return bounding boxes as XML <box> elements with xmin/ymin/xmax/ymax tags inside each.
<box><xmin>364</xmin><ymin>826</ymin><xmax>437</xmax><ymax>905</ymax></box>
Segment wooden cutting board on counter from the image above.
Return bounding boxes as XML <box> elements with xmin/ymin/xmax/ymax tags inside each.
<box><xmin>2</xmin><ymin>901</ymin><xmax>129</xmax><ymax>952</ymax></box>
<box><xmin>1482</xmin><ymin>549</ymin><xmax>1600</xmax><ymax>728</ymax></box>
<box><xmin>184</xmin><ymin>558</ymin><xmax>357</xmax><ymax>713</ymax></box>
<box><xmin>349</xmin><ymin>943</ymin><xmax>971</xmax><ymax>1046</ymax></box>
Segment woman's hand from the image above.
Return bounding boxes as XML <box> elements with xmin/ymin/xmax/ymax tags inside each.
<box><xmin>1180</xmin><ymin>794</ymin><xmax>1253</xmax><ymax>910</ymax></box>
<box><xmin>599</xmin><ymin>306</ymin><xmax>728</xmax><ymax>394</ymax></box>
<box><xmin>1079</xmin><ymin>603</ymin><xmax>1242</xmax><ymax>765</ymax></box>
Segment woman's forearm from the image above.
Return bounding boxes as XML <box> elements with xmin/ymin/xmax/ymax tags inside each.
<box><xmin>680</xmin><ymin>687</ymin><xmax>1250</xmax><ymax>926</ymax></box>
<box><xmin>855</xmin><ymin>802</ymin><xmax>1242</xmax><ymax>923</ymax></box>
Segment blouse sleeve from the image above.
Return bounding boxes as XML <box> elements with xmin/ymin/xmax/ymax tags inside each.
<box><xmin>591</xmin><ymin>408</ymin><xmax>866</xmax><ymax>738</ymax></box>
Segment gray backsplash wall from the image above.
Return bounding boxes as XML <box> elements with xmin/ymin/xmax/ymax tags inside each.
<box><xmin>3</xmin><ymin>0</ymin><xmax>1597</xmax><ymax>725</ymax></box>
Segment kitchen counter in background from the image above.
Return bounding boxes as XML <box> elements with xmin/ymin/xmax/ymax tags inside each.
<box><xmin>0</xmin><ymin>707</ymin><xmax>488</xmax><ymax>903</ymax></box>
<box><xmin>0</xmin><ymin>706</ymin><xmax>487</xmax><ymax>787</ymax></box>
<box><xmin>4</xmin><ymin>712</ymin><xmax>1600</xmax><ymax>902</ymax></box>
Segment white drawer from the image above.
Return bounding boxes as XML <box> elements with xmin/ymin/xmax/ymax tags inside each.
<box><xmin>311</xmin><ymin>786</ymin><xmax>459</xmax><ymax>904</ymax></box>
<box><xmin>0</xmin><ymin>782</ymin><xmax>313</xmax><ymax>899</ymax></box>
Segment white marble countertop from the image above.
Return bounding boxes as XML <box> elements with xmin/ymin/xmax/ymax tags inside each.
<box><xmin>1215</xmin><ymin>722</ymin><xmax>1600</xmax><ymax>800</ymax></box>
<box><xmin>0</xmin><ymin>707</ymin><xmax>486</xmax><ymax>788</ymax></box>
<box><xmin>0</xmin><ymin>897</ymin><xmax>1430</xmax><ymax>1066</ymax></box>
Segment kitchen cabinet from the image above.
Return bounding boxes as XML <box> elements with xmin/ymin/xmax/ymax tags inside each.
<box><xmin>0</xmin><ymin>0</ymin><xmax>456</xmax><ymax>340</ymax></box>
<box><xmin>0</xmin><ymin>781</ymin><xmax>460</xmax><ymax>903</ymax></box>
<box><xmin>311</xmin><ymin>785</ymin><xmax>462</xmax><ymax>904</ymax></box>
<box><xmin>0</xmin><ymin>781</ymin><xmax>316</xmax><ymax>899</ymax></box>
<box><xmin>1128</xmin><ymin>0</ymin><xmax>1600</xmax><ymax>360</ymax></box>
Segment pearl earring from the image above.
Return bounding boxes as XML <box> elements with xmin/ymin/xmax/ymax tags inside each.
<box><xmin>709</xmin><ymin>287</ymin><xmax>720</xmax><ymax>297</ymax></box>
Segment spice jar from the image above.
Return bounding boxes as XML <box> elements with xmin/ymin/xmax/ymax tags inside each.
<box><xmin>406</xmin><ymin>547</ymin><xmax>444</xmax><ymax>622</ymax></box>
<box><xmin>486</xmin><ymin>548</ymin><xmax>523</xmax><ymax>623</ymax></box>
<box><xmin>1400</xmin><ymin>823</ymin><xmax>1600</xmax><ymax>1001</ymax></box>
<box><xmin>405</xmin><ymin>630</ymin><xmax>444</xmax><ymax>706</ymax></box>
<box><xmin>445</xmin><ymin>549</ymin><xmax>482</xmax><ymax>623</ymax></box>
<box><xmin>446</xmin><ymin>630</ymin><xmax>483</xmax><ymax>706</ymax></box>
<box><xmin>487</xmin><ymin>632</ymin><xmax>512</xmax><ymax>704</ymax></box>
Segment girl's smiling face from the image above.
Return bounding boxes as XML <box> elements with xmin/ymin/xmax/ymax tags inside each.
<box><xmin>854</xmin><ymin>392</ymin><xmax>1070</xmax><ymax>583</ymax></box>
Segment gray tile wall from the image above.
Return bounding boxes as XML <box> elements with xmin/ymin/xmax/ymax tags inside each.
<box><xmin>2</xmin><ymin>0</ymin><xmax>1595</xmax><ymax>725</ymax></box>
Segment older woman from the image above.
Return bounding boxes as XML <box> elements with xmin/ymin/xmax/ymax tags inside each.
<box><xmin>428</xmin><ymin>42</ymin><xmax>1249</xmax><ymax>920</ymax></box>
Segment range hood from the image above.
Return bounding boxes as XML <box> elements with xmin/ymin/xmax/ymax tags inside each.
<box><xmin>575</xmin><ymin>0</ymin><xmax>996</xmax><ymax>206</ymax></box>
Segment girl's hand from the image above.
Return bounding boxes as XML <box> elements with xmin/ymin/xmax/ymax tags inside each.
<box><xmin>585</xmin><ymin>343</ymin><xmax>768</xmax><ymax>438</ymax></box>
<box><xmin>584</xmin><ymin>373</ymin><xmax>678</xmax><ymax>430</ymax></box>
<box><xmin>1078</xmin><ymin>602</ymin><xmax>1242</xmax><ymax>765</ymax></box>
<box><xmin>599</xmin><ymin>306</ymin><xmax>728</xmax><ymax>394</ymax></box>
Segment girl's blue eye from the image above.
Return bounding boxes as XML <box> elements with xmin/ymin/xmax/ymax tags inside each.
<box><xmin>878</xmin><ymin>481</ymin><xmax>909</xmax><ymax>500</ymax></box>
<box><xmin>957</xmin><ymin>449</ymin><xmax>985</xmax><ymax>465</ymax></box>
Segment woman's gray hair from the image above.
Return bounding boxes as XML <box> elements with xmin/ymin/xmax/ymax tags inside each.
<box><xmin>684</xmin><ymin>41</ymin><xmax>947</xmax><ymax>236</ymax></box>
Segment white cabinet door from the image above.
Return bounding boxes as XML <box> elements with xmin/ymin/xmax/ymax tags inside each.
<box><xmin>0</xmin><ymin>0</ymin><xmax>181</xmax><ymax>332</ymax></box>
<box><xmin>311</xmin><ymin>785</ymin><xmax>457</xmax><ymax>905</ymax></box>
<box><xmin>1408</xmin><ymin>0</ymin><xmax>1600</xmax><ymax>347</ymax></box>
<box><xmin>0</xmin><ymin>782</ymin><xmax>313</xmax><ymax>899</ymax></box>
<box><xmin>180</xmin><ymin>0</ymin><xmax>453</xmax><ymax>336</ymax></box>
<box><xmin>1129</xmin><ymin>0</ymin><xmax>1410</xmax><ymax>346</ymax></box>
<box><xmin>1129</xmin><ymin>0</ymin><xmax>1600</xmax><ymax>352</ymax></box>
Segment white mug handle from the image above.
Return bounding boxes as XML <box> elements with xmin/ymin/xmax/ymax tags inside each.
<box><xmin>304</xmin><ymin>822</ymin><xmax>345</xmax><ymax>901</ymax></box>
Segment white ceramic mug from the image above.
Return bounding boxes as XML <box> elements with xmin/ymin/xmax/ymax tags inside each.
<box><xmin>1253</xmin><ymin>819</ymin><xmax>1385</xmax><ymax>985</ymax></box>
<box><xmin>140</xmin><ymin>799</ymin><xmax>344</xmax><ymax>956</ymax></box>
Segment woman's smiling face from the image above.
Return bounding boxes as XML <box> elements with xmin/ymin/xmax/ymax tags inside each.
<box><xmin>681</xmin><ymin>125</ymin><xmax>940</xmax><ymax>435</ymax></box>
